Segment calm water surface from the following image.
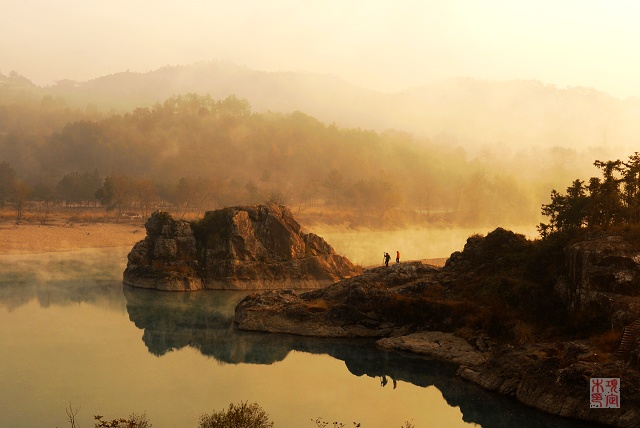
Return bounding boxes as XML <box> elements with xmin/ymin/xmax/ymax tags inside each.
<box><xmin>316</xmin><ymin>226</ymin><xmax>539</xmax><ymax>267</ymax></box>
<box><xmin>0</xmin><ymin>247</ymin><xmax>601</xmax><ymax>428</ymax></box>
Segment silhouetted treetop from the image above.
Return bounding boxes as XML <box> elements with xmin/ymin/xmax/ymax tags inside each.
<box><xmin>539</xmin><ymin>152</ymin><xmax>640</xmax><ymax>236</ymax></box>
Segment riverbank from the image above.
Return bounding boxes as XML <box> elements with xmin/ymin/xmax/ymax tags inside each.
<box><xmin>0</xmin><ymin>221</ymin><xmax>145</xmax><ymax>255</ymax></box>
<box><xmin>234</xmin><ymin>228</ymin><xmax>640</xmax><ymax>427</ymax></box>
<box><xmin>0</xmin><ymin>219</ymin><xmax>451</xmax><ymax>270</ymax></box>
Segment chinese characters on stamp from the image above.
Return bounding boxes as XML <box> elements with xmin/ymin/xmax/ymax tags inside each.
<box><xmin>590</xmin><ymin>378</ymin><xmax>620</xmax><ymax>408</ymax></box>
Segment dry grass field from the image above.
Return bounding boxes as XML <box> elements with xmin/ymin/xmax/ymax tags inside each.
<box><xmin>0</xmin><ymin>207</ymin><xmax>146</xmax><ymax>255</ymax></box>
<box><xmin>0</xmin><ymin>205</ymin><xmax>452</xmax><ymax>266</ymax></box>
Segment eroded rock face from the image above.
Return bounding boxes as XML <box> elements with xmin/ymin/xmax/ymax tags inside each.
<box><xmin>457</xmin><ymin>342</ymin><xmax>640</xmax><ymax>428</ymax></box>
<box><xmin>564</xmin><ymin>235</ymin><xmax>640</xmax><ymax>297</ymax></box>
<box><xmin>234</xmin><ymin>261</ymin><xmax>441</xmax><ymax>337</ymax></box>
<box><xmin>123</xmin><ymin>211</ymin><xmax>202</xmax><ymax>291</ymax></box>
<box><xmin>197</xmin><ymin>206</ymin><xmax>357</xmax><ymax>288</ymax></box>
<box><xmin>557</xmin><ymin>234</ymin><xmax>640</xmax><ymax>328</ymax></box>
<box><xmin>123</xmin><ymin>206</ymin><xmax>360</xmax><ymax>291</ymax></box>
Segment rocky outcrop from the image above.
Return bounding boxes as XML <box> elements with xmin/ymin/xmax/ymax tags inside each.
<box><xmin>457</xmin><ymin>342</ymin><xmax>640</xmax><ymax>428</ymax></box>
<box><xmin>123</xmin><ymin>206</ymin><xmax>360</xmax><ymax>291</ymax></box>
<box><xmin>233</xmin><ymin>229</ymin><xmax>535</xmax><ymax>338</ymax></box>
<box><xmin>444</xmin><ymin>227</ymin><xmax>531</xmax><ymax>273</ymax></box>
<box><xmin>377</xmin><ymin>331</ymin><xmax>487</xmax><ymax>367</ymax></box>
<box><xmin>234</xmin><ymin>261</ymin><xmax>441</xmax><ymax>336</ymax></box>
<box><xmin>564</xmin><ymin>235</ymin><xmax>640</xmax><ymax>297</ymax></box>
<box><xmin>234</xmin><ymin>228</ymin><xmax>640</xmax><ymax>427</ymax></box>
<box><xmin>123</xmin><ymin>211</ymin><xmax>202</xmax><ymax>291</ymax></box>
<box><xmin>557</xmin><ymin>234</ymin><xmax>640</xmax><ymax>330</ymax></box>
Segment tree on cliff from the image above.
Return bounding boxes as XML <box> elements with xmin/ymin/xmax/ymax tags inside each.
<box><xmin>539</xmin><ymin>152</ymin><xmax>640</xmax><ymax>235</ymax></box>
<box><xmin>539</xmin><ymin>179</ymin><xmax>588</xmax><ymax>235</ymax></box>
<box><xmin>622</xmin><ymin>152</ymin><xmax>640</xmax><ymax>223</ymax></box>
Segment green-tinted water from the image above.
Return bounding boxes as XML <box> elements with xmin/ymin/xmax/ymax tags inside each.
<box><xmin>0</xmin><ymin>248</ymin><xmax>600</xmax><ymax>427</ymax></box>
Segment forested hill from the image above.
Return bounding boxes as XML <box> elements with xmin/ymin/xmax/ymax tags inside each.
<box><xmin>0</xmin><ymin>65</ymin><xmax>636</xmax><ymax>229</ymax></box>
<box><xmin>0</xmin><ymin>90</ymin><xmax>564</xmax><ymax>228</ymax></box>
<box><xmin>2</xmin><ymin>61</ymin><xmax>640</xmax><ymax>153</ymax></box>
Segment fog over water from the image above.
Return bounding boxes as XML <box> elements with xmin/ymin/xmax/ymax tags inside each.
<box><xmin>0</xmin><ymin>248</ymin><xmax>602</xmax><ymax>427</ymax></box>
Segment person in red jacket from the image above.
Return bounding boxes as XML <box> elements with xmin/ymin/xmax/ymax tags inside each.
<box><xmin>396</xmin><ymin>250</ymin><xmax>400</xmax><ymax>263</ymax></box>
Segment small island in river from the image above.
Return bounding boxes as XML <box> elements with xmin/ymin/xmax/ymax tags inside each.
<box><xmin>123</xmin><ymin>205</ymin><xmax>360</xmax><ymax>291</ymax></box>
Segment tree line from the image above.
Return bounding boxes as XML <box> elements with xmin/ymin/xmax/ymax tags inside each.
<box><xmin>0</xmin><ymin>92</ymin><xmax>548</xmax><ymax>226</ymax></box>
<box><xmin>539</xmin><ymin>152</ymin><xmax>640</xmax><ymax>236</ymax></box>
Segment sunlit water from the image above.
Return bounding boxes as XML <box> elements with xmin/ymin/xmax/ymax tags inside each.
<box><xmin>0</xmin><ymin>246</ymin><xmax>601</xmax><ymax>428</ymax></box>
<box><xmin>316</xmin><ymin>226</ymin><xmax>540</xmax><ymax>267</ymax></box>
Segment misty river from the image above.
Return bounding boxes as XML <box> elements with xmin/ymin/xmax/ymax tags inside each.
<box><xmin>315</xmin><ymin>226</ymin><xmax>540</xmax><ymax>267</ymax></box>
<box><xmin>0</xmin><ymin>243</ymin><xmax>602</xmax><ymax>428</ymax></box>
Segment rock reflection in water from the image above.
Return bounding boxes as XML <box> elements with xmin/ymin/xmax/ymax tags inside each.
<box><xmin>123</xmin><ymin>286</ymin><xmax>600</xmax><ymax>428</ymax></box>
<box><xmin>124</xmin><ymin>286</ymin><xmax>293</xmax><ymax>364</ymax></box>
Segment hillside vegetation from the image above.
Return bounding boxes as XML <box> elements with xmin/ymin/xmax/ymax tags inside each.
<box><xmin>4</xmin><ymin>61</ymin><xmax>640</xmax><ymax>153</ymax></box>
<box><xmin>3</xmin><ymin>62</ymin><xmax>638</xmax><ymax>230</ymax></box>
<box><xmin>0</xmin><ymin>92</ymin><xmax>539</xmax><ymax>227</ymax></box>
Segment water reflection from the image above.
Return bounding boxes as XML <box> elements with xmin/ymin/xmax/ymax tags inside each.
<box><xmin>123</xmin><ymin>286</ymin><xmax>601</xmax><ymax>428</ymax></box>
<box><xmin>0</xmin><ymin>248</ymin><xmax>604</xmax><ymax>428</ymax></box>
<box><xmin>123</xmin><ymin>287</ymin><xmax>291</xmax><ymax>363</ymax></box>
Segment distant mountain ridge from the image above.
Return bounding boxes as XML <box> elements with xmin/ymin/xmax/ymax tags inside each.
<box><xmin>3</xmin><ymin>60</ymin><xmax>640</xmax><ymax>152</ymax></box>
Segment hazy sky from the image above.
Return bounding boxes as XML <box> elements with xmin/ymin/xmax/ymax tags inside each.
<box><xmin>3</xmin><ymin>0</ymin><xmax>640</xmax><ymax>98</ymax></box>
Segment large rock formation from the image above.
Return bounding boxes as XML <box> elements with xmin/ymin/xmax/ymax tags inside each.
<box><xmin>123</xmin><ymin>205</ymin><xmax>360</xmax><ymax>291</ymax></box>
<box><xmin>557</xmin><ymin>234</ymin><xmax>640</xmax><ymax>327</ymax></box>
<box><xmin>564</xmin><ymin>235</ymin><xmax>640</xmax><ymax>297</ymax></box>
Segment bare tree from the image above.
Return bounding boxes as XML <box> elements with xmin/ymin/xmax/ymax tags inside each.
<box><xmin>65</xmin><ymin>402</ymin><xmax>80</xmax><ymax>428</ymax></box>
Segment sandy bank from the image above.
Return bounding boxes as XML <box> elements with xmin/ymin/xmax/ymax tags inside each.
<box><xmin>0</xmin><ymin>221</ymin><xmax>451</xmax><ymax>268</ymax></box>
<box><xmin>0</xmin><ymin>222</ymin><xmax>145</xmax><ymax>255</ymax></box>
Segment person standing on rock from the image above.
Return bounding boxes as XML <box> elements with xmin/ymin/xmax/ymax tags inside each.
<box><xmin>384</xmin><ymin>252</ymin><xmax>391</xmax><ymax>266</ymax></box>
<box><xmin>396</xmin><ymin>250</ymin><xmax>400</xmax><ymax>263</ymax></box>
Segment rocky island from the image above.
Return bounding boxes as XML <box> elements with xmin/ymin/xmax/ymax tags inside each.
<box><xmin>235</xmin><ymin>228</ymin><xmax>640</xmax><ymax>427</ymax></box>
<box><xmin>123</xmin><ymin>205</ymin><xmax>360</xmax><ymax>291</ymax></box>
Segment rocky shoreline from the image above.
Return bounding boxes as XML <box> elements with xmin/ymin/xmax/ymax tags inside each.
<box><xmin>376</xmin><ymin>330</ymin><xmax>639</xmax><ymax>427</ymax></box>
<box><xmin>234</xmin><ymin>229</ymin><xmax>640</xmax><ymax>427</ymax></box>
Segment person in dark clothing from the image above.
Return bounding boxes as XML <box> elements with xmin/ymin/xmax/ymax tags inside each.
<box><xmin>396</xmin><ymin>251</ymin><xmax>400</xmax><ymax>263</ymax></box>
<box><xmin>384</xmin><ymin>252</ymin><xmax>391</xmax><ymax>266</ymax></box>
